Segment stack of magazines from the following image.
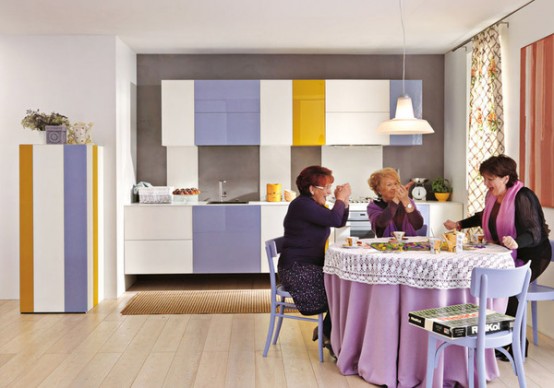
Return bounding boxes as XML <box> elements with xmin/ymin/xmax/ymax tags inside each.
<box><xmin>408</xmin><ymin>303</ymin><xmax>515</xmax><ymax>338</ymax></box>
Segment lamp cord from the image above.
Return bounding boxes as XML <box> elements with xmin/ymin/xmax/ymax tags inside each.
<box><xmin>399</xmin><ymin>0</ymin><xmax>406</xmax><ymax>95</ymax></box>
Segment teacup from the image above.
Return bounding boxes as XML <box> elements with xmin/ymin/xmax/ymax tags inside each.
<box><xmin>346</xmin><ymin>236</ymin><xmax>359</xmax><ymax>247</ymax></box>
<box><xmin>392</xmin><ymin>231</ymin><xmax>405</xmax><ymax>241</ymax></box>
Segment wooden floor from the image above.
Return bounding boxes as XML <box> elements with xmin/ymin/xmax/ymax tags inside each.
<box><xmin>1</xmin><ymin>275</ymin><xmax>554</xmax><ymax>387</ymax></box>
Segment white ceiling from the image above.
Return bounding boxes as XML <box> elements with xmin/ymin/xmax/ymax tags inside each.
<box><xmin>0</xmin><ymin>0</ymin><xmax>533</xmax><ymax>54</ymax></box>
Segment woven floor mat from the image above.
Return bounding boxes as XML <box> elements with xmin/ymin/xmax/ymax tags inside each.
<box><xmin>121</xmin><ymin>289</ymin><xmax>295</xmax><ymax>315</ymax></box>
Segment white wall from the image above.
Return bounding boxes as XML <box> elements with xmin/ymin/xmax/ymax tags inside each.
<box><xmin>0</xmin><ymin>35</ymin><xmax>136</xmax><ymax>299</ymax></box>
<box><xmin>444</xmin><ymin>47</ymin><xmax>469</xmax><ymax>215</ymax></box>
<box><xmin>445</xmin><ymin>0</ymin><xmax>554</xmax><ymax>339</ymax></box>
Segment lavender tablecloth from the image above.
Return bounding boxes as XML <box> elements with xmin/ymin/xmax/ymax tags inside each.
<box><xmin>324</xmin><ymin>241</ymin><xmax>514</xmax><ymax>387</ymax></box>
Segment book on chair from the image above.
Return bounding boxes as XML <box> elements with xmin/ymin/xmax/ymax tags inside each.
<box><xmin>408</xmin><ymin>303</ymin><xmax>515</xmax><ymax>338</ymax></box>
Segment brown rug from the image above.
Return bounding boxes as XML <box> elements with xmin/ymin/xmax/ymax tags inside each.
<box><xmin>121</xmin><ymin>289</ymin><xmax>295</xmax><ymax>315</ymax></box>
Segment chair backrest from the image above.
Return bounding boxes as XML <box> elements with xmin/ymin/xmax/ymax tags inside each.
<box><xmin>471</xmin><ymin>263</ymin><xmax>531</xmax><ymax>347</ymax></box>
<box><xmin>416</xmin><ymin>224</ymin><xmax>428</xmax><ymax>237</ymax></box>
<box><xmin>265</xmin><ymin>237</ymin><xmax>285</xmax><ymax>293</ymax></box>
<box><xmin>550</xmin><ymin>239</ymin><xmax>554</xmax><ymax>262</ymax></box>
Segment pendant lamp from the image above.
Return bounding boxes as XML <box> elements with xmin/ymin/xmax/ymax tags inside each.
<box><xmin>377</xmin><ymin>0</ymin><xmax>434</xmax><ymax>135</ymax></box>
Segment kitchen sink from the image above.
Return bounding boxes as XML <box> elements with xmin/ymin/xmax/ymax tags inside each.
<box><xmin>206</xmin><ymin>201</ymin><xmax>249</xmax><ymax>205</ymax></box>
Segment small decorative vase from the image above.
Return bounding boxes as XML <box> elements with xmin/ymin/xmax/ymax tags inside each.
<box><xmin>45</xmin><ymin>125</ymin><xmax>67</xmax><ymax>144</ymax></box>
<box><xmin>68</xmin><ymin>122</ymin><xmax>93</xmax><ymax>144</ymax></box>
<box><xmin>434</xmin><ymin>192</ymin><xmax>451</xmax><ymax>202</ymax></box>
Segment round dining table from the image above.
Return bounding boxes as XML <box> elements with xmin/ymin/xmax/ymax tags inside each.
<box><xmin>324</xmin><ymin>237</ymin><xmax>515</xmax><ymax>388</ymax></box>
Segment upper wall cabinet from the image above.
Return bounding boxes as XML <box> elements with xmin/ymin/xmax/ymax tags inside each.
<box><xmin>293</xmin><ymin>80</ymin><xmax>325</xmax><ymax>146</ymax></box>
<box><xmin>162</xmin><ymin>80</ymin><xmax>195</xmax><ymax>146</ymax></box>
<box><xmin>195</xmin><ymin>80</ymin><xmax>261</xmax><ymax>146</ymax></box>
<box><xmin>260</xmin><ymin>80</ymin><xmax>293</xmax><ymax>145</ymax></box>
<box><xmin>325</xmin><ymin>80</ymin><xmax>390</xmax><ymax>145</ymax></box>
<box><xmin>388</xmin><ymin>80</ymin><xmax>424</xmax><ymax>146</ymax></box>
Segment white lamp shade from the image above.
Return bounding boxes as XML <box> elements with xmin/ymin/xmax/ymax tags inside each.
<box><xmin>377</xmin><ymin>95</ymin><xmax>434</xmax><ymax>135</ymax></box>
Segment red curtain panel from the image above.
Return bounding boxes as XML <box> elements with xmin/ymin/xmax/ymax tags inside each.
<box><xmin>520</xmin><ymin>34</ymin><xmax>554</xmax><ymax>207</ymax></box>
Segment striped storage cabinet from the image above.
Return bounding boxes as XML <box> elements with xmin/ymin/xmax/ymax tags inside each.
<box><xmin>19</xmin><ymin>144</ymin><xmax>103</xmax><ymax>313</ymax></box>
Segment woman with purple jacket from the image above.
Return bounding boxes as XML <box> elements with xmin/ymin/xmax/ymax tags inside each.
<box><xmin>278</xmin><ymin>166</ymin><xmax>351</xmax><ymax>357</ymax></box>
<box><xmin>367</xmin><ymin>167</ymin><xmax>423</xmax><ymax>237</ymax></box>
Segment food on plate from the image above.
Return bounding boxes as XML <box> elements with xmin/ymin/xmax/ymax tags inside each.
<box><xmin>371</xmin><ymin>241</ymin><xmax>430</xmax><ymax>252</ymax></box>
<box><xmin>172</xmin><ymin>187</ymin><xmax>201</xmax><ymax>195</ymax></box>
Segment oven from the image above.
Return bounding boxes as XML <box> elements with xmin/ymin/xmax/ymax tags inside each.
<box><xmin>348</xmin><ymin>208</ymin><xmax>375</xmax><ymax>239</ymax></box>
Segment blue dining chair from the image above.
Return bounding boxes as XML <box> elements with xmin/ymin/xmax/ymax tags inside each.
<box><xmin>418</xmin><ymin>263</ymin><xmax>531</xmax><ymax>388</ymax></box>
<box><xmin>262</xmin><ymin>237</ymin><xmax>325</xmax><ymax>362</ymax></box>
<box><xmin>524</xmin><ymin>239</ymin><xmax>554</xmax><ymax>345</ymax></box>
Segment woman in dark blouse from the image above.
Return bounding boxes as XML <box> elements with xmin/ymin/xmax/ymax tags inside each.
<box><xmin>278</xmin><ymin>165</ymin><xmax>351</xmax><ymax>356</ymax></box>
<box><xmin>443</xmin><ymin>155</ymin><xmax>551</xmax><ymax>359</ymax></box>
<box><xmin>367</xmin><ymin>167</ymin><xmax>424</xmax><ymax>237</ymax></box>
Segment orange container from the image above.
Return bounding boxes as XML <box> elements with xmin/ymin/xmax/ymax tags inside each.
<box><xmin>266</xmin><ymin>183</ymin><xmax>282</xmax><ymax>202</ymax></box>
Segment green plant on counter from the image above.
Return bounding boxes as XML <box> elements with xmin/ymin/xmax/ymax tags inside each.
<box><xmin>431</xmin><ymin>177</ymin><xmax>452</xmax><ymax>193</ymax></box>
<box><xmin>21</xmin><ymin>109</ymin><xmax>70</xmax><ymax>131</ymax></box>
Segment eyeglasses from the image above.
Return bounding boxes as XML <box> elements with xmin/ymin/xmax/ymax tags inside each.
<box><xmin>314</xmin><ymin>185</ymin><xmax>333</xmax><ymax>191</ymax></box>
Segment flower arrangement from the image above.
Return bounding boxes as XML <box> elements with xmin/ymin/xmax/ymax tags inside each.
<box><xmin>21</xmin><ymin>109</ymin><xmax>70</xmax><ymax>132</ymax></box>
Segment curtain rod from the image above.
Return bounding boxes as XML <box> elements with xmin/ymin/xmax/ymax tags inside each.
<box><xmin>451</xmin><ymin>0</ymin><xmax>535</xmax><ymax>52</ymax></box>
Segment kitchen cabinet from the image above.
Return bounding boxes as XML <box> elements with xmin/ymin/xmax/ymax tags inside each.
<box><xmin>195</xmin><ymin>80</ymin><xmax>260</xmax><ymax>145</ymax></box>
<box><xmin>325</xmin><ymin>80</ymin><xmax>390</xmax><ymax>145</ymax></box>
<box><xmin>161</xmin><ymin>80</ymin><xmax>195</xmax><ymax>146</ymax></box>
<box><xmin>293</xmin><ymin>80</ymin><xmax>325</xmax><ymax>145</ymax></box>
<box><xmin>124</xmin><ymin>205</ymin><xmax>193</xmax><ymax>274</ymax></box>
<box><xmin>260</xmin><ymin>80</ymin><xmax>293</xmax><ymax>145</ymax></box>
<box><xmin>20</xmin><ymin>145</ymin><xmax>103</xmax><ymax>313</ymax></box>
<box><xmin>193</xmin><ymin>205</ymin><xmax>261</xmax><ymax>273</ymax></box>
<box><xmin>415</xmin><ymin>201</ymin><xmax>464</xmax><ymax>237</ymax></box>
<box><xmin>260</xmin><ymin>204</ymin><xmax>289</xmax><ymax>272</ymax></box>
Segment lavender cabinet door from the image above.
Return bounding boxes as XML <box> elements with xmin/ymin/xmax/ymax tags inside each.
<box><xmin>195</xmin><ymin>80</ymin><xmax>260</xmax><ymax>145</ymax></box>
<box><xmin>193</xmin><ymin>205</ymin><xmax>261</xmax><ymax>273</ymax></box>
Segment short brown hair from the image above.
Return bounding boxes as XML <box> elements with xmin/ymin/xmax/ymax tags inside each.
<box><xmin>479</xmin><ymin>154</ymin><xmax>519</xmax><ymax>187</ymax></box>
<box><xmin>296</xmin><ymin>166</ymin><xmax>334</xmax><ymax>196</ymax></box>
<box><xmin>368</xmin><ymin>168</ymin><xmax>400</xmax><ymax>197</ymax></box>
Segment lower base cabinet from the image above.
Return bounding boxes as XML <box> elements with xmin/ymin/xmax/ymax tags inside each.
<box><xmin>193</xmin><ymin>206</ymin><xmax>261</xmax><ymax>273</ymax></box>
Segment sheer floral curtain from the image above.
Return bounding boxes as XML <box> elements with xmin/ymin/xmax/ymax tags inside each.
<box><xmin>467</xmin><ymin>25</ymin><xmax>505</xmax><ymax>217</ymax></box>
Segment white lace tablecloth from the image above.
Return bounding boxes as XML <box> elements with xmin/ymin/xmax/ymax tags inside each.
<box><xmin>324</xmin><ymin>239</ymin><xmax>515</xmax><ymax>289</ymax></box>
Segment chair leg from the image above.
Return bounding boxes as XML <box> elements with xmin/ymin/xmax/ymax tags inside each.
<box><xmin>531</xmin><ymin>301</ymin><xmax>538</xmax><ymax>345</ymax></box>
<box><xmin>512</xmin><ymin>334</ymin><xmax>528</xmax><ymax>388</ymax></box>
<box><xmin>521</xmin><ymin>308</ymin><xmax>527</xmax><ymax>363</ymax></box>
<box><xmin>467</xmin><ymin>348</ymin><xmax>475</xmax><ymax>388</ymax></box>
<box><xmin>318</xmin><ymin>314</ymin><xmax>324</xmax><ymax>362</ymax></box>
<box><xmin>263</xmin><ymin>309</ymin><xmax>276</xmax><ymax>357</ymax></box>
<box><xmin>273</xmin><ymin>303</ymin><xmax>286</xmax><ymax>345</ymax></box>
<box><xmin>425</xmin><ymin>336</ymin><xmax>437</xmax><ymax>388</ymax></box>
<box><xmin>475</xmin><ymin>347</ymin><xmax>486</xmax><ymax>388</ymax></box>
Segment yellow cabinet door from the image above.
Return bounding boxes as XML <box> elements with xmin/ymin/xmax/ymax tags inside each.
<box><xmin>293</xmin><ymin>80</ymin><xmax>325</xmax><ymax>145</ymax></box>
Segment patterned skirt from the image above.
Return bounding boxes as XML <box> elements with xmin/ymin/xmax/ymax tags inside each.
<box><xmin>278</xmin><ymin>262</ymin><xmax>328</xmax><ymax>316</ymax></box>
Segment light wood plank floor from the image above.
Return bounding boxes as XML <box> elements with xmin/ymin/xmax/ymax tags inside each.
<box><xmin>1</xmin><ymin>275</ymin><xmax>554</xmax><ymax>387</ymax></box>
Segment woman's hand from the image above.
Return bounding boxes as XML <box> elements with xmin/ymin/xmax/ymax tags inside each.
<box><xmin>335</xmin><ymin>183</ymin><xmax>352</xmax><ymax>204</ymax></box>
<box><xmin>395</xmin><ymin>181</ymin><xmax>413</xmax><ymax>204</ymax></box>
<box><xmin>502</xmin><ymin>236</ymin><xmax>518</xmax><ymax>250</ymax></box>
<box><xmin>443</xmin><ymin>219</ymin><xmax>458</xmax><ymax>230</ymax></box>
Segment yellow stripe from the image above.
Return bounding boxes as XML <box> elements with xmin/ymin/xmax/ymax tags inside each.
<box><xmin>19</xmin><ymin>145</ymin><xmax>34</xmax><ymax>312</ymax></box>
<box><xmin>92</xmin><ymin>145</ymin><xmax>98</xmax><ymax>306</ymax></box>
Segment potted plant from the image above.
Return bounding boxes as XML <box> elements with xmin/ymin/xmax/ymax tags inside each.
<box><xmin>431</xmin><ymin>177</ymin><xmax>452</xmax><ymax>202</ymax></box>
<box><xmin>21</xmin><ymin>109</ymin><xmax>71</xmax><ymax>144</ymax></box>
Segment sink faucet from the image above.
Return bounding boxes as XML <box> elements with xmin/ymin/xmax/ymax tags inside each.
<box><xmin>218</xmin><ymin>180</ymin><xmax>227</xmax><ymax>202</ymax></box>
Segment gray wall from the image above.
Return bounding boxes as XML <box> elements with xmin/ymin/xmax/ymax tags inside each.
<box><xmin>137</xmin><ymin>54</ymin><xmax>445</xmax><ymax>186</ymax></box>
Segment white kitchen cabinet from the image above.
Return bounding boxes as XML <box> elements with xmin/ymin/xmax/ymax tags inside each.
<box><xmin>325</xmin><ymin>80</ymin><xmax>390</xmax><ymax>145</ymax></box>
<box><xmin>124</xmin><ymin>205</ymin><xmax>193</xmax><ymax>274</ymax></box>
<box><xmin>416</xmin><ymin>201</ymin><xmax>464</xmax><ymax>237</ymax></box>
<box><xmin>260</xmin><ymin>204</ymin><xmax>289</xmax><ymax>273</ymax></box>
<box><xmin>161</xmin><ymin>80</ymin><xmax>195</xmax><ymax>146</ymax></box>
<box><xmin>260</xmin><ymin>80</ymin><xmax>293</xmax><ymax>145</ymax></box>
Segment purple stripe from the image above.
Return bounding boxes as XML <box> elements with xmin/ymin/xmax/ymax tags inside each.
<box><xmin>64</xmin><ymin>145</ymin><xmax>88</xmax><ymax>312</ymax></box>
